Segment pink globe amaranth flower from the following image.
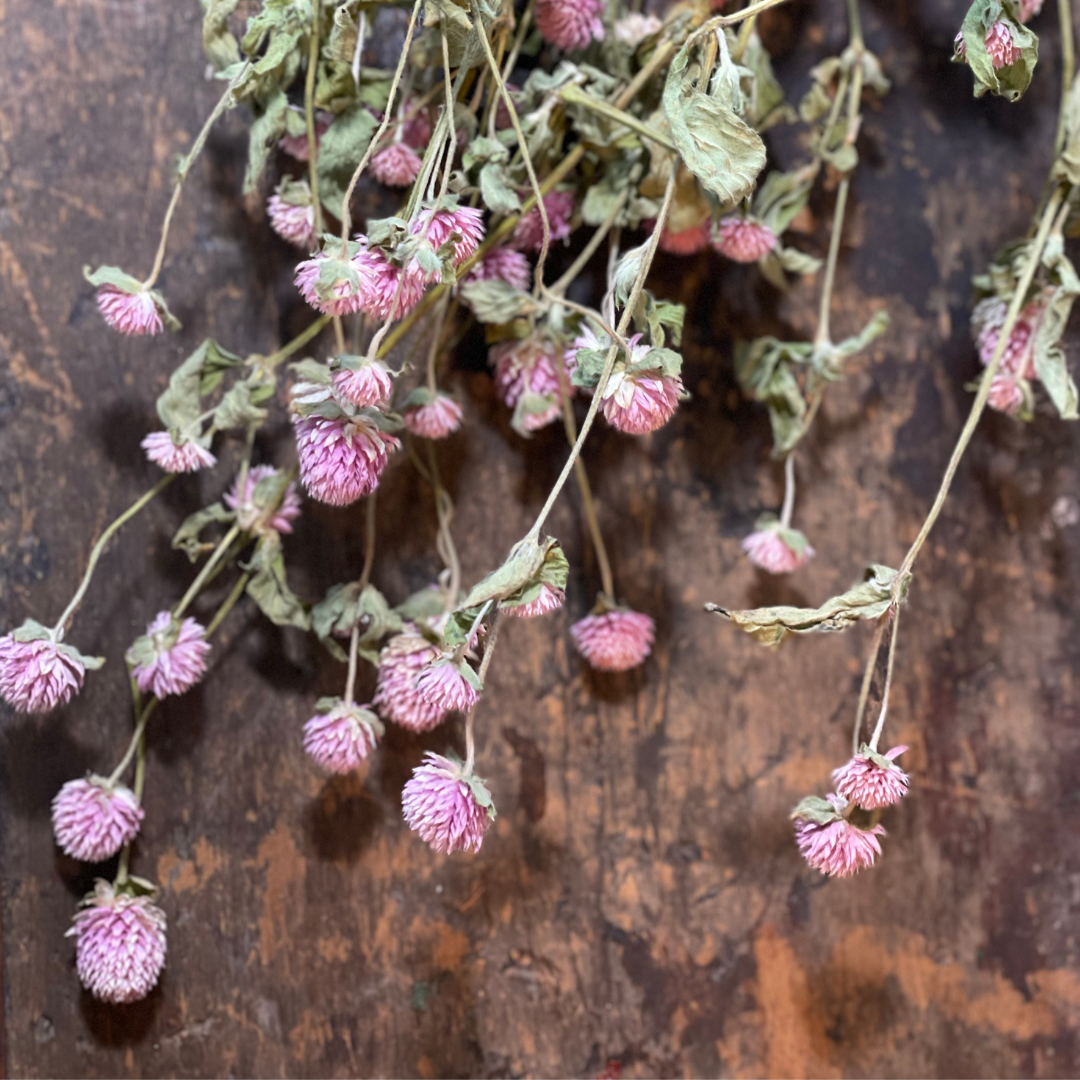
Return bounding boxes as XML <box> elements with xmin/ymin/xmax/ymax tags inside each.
<box><xmin>414</xmin><ymin>206</ymin><xmax>486</xmax><ymax>268</ymax></box>
<box><xmin>601</xmin><ymin>368</ymin><xmax>683</xmax><ymax>435</ymax></box>
<box><xmin>415</xmin><ymin>660</ymin><xmax>479</xmax><ymax>713</ymax></box>
<box><xmin>68</xmin><ymin>882</ymin><xmax>167</xmax><ymax>1004</ymax></box>
<box><xmin>279</xmin><ymin>109</ymin><xmax>332</xmax><ymax>161</ymax></box>
<box><xmin>224</xmin><ymin>464</ymin><xmax>302</xmax><ymax>535</ymax></box>
<box><xmin>52</xmin><ymin>776</ymin><xmax>143</xmax><ymax>863</ymax></box>
<box><xmin>490</xmin><ymin>336</ymin><xmax>569</xmax><ymax>409</ymax></box>
<box><xmin>659</xmin><ymin>221</ymin><xmax>712</xmax><ymax>256</ymax></box>
<box><xmin>741</xmin><ymin>525</ymin><xmax>815</xmax><ymax>574</ymax></box>
<box><xmin>954</xmin><ymin>22</ymin><xmax>1022</xmax><ymax>67</ymax></box>
<box><xmin>303</xmin><ymin>700</ymin><xmax>383</xmax><ymax>774</ymax></box>
<box><xmin>972</xmin><ymin>297</ymin><xmax>1039</xmax><ymax>378</ymax></box>
<box><xmin>267</xmin><ymin>193</ymin><xmax>315</xmax><ymax>249</ymax></box>
<box><xmin>373</xmin><ymin>629</ymin><xmax>448</xmax><ymax>732</ymax></box>
<box><xmin>403</xmin><ymin>392</ymin><xmax>463</xmax><ymax>439</ymax></box>
<box><xmin>293</xmin><ymin>414</ymin><xmax>400</xmax><ymax>506</ymax></box>
<box><xmin>570</xmin><ymin>609</ymin><xmax>656</xmax><ymax>672</ymax></box>
<box><xmin>512</xmin><ymin>190</ymin><xmax>576</xmax><ymax>253</ymax></box>
<box><xmin>987</xmin><ymin>373</ymin><xmax>1026</xmax><ymax>415</ymax></box>
<box><xmin>353</xmin><ymin>243</ymin><xmax>428</xmax><ymax>321</ymax></box>
<box><xmin>295</xmin><ymin>254</ymin><xmax>363</xmax><ymax>317</ymax></box>
<box><xmin>535</xmin><ymin>0</ymin><xmax>604</xmax><ymax>51</ymax></box>
<box><xmin>128</xmin><ymin>611</ymin><xmax>210</xmax><ymax>699</ymax></box>
<box><xmin>332</xmin><ymin>361</ymin><xmax>394</xmax><ymax>408</ymax></box>
<box><xmin>792</xmin><ymin>795</ymin><xmax>885</xmax><ymax>878</ymax></box>
<box><xmin>0</xmin><ymin>634</ymin><xmax>85</xmax><ymax>713</ymax></box>
<box><xmin>401</xmin><ymin>109</ymin><xmax>432</xmax><ymax>149</ymax></box>
<box><xmin>141</xmin><ymin>431</ymin><xmax>216</xmax><ymax>474</ymax></box>
<box><xmin>714</xmin><ymin>217</ymin><xmax>778</xmax><ymax>263</ymax></box>
<box><xmin>503</xmin><ymin>582</ymin><xmax>565</xmax><ymax>618</ymax></box>
<box><xmin>370</xmin><ymin>143</ymin><xmax>423</xmax><ymax>187</ymax></box>
<box><xmin>402</xmin><ymin>752</ymin><xmax>494</xmax><ymax>855</ymax></box>
<box><xmin>468</xmin><ymin>247</ymin><xmax>532</xmax><ymax>291</ymax></box>
<box><xmin>96</xmin><ymin>286</ymin><xmax>164</xmax><ymax>336</ymax></box>
<box><xmin>833</xmin><ymin>745</ymin><xmax>910</xmax><ymax>810</ymax></box>
<box><xmin>614</xmin><ymin>11</ymin><xmax>663</xmax><ymax>46</ymax></box>
<box><xmin>1020</xmin><ymin>0</ymin><xmax>1043</xmax><ymax>20</ymax></box>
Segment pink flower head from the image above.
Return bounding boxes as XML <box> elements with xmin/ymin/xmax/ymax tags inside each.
<box><xmin>512</xmin><ymin>190</ymin><xmax>576</xmax><ymax>253</ymax></box>
<box><xmin>374</xmin><ymin>628</ymin><xmax>448</xmax><ymax>732</ymax></box>
<box><xmin>278</xmin><ymin>109</ymin><xmax>332</xmax><ymax>161</ymax></box>
<box><xmin>1020</xmin><ymin>0</ymin><xmax>1043</xmax><ymax>20</ymax></box>
<box><xmin>741</xmin><ymin>519</ymin><xmax>815</xmax><ymax>575</ymax></box>
<box><xmin>536</xmin><ymin>0</ymin><xmax>605</xmax><ymax>51</ymax></box>
<box><xmin>370</xmin><ymin>143</ymin><xmax>423</xmax><ymax>188</ymax></box>
<box><xmin>127</xmin><ymin>611</ymin><xmax>210</xmax><ymax>699</ymax></box>
<box><xmin>503</xmin><ymin>582</ymin><xmax>565</xmax><ymax>618</ymax></box>
<box><xmin>332</xmin><ymin>359</ymin><xmax>394</xmax><ymax>408</ymax></box>
<box><xmin>224</xmin><ymin>464</ymin><xmax>303</xmax><ymax>535</ymax></box>
<box><xmin>353</xmin><ymin>241</ymin><xmax>428</xmax><ymax>321</ymax></box>
<box><xmin>601</xmin><ymin>367</ymin><xmax>683</xmax><ymax>435</ymax></box>
<box><xmin>614</xmin><ymin>12</ymin><xmax>663</xmax><ymax>46</ymax></box>
<box><xmin>792</xmin><ymin>794</ymin><xmax>885</xmax><ymax>878</ymax></box>
<box><xmin>414</xmin><ymin>206</ymin><xmax>486</xmax><ymax>268</ymax></box>
<box><xmin>401</xmin><ymin>108</ymin><xmax>432</xmax><ymax>149</ymax></box>
<box><xmin>268</xmin><ymin>191</ymin><xmax>316</xmax><ymax>250</ymax></box>
<box><xmin>714</xmin><ymin>216</ymin><xmax>778</xmax><ymax>263</ymax></box>
<box><xmin>402</xmin><ymin>391</ymin><xmax>463</xmax><ymax>440</ymax></box>
<box><xmin>141</xmin><ymin>431</ymin><xmax>217</xmax><ymax>474</ymax></box>
<box><xmin>833</xmin><ymin>745</ymin><xmax>910</xmax><ymax>810</ymax></box>
<box><xmin>988</xmin><ymin>373</ymin><xmax>1025</xmax><ymax>415</ymax></box>
<box><xmin>303</xmin><ymin>699</ymin><xmax>384</xmax><ymax>774</ymax></box>
<box><xmin>52</xmin><ymin>776</ymin><xmax>143</xmax><ymax>863</ymax></box>
<box><xmin>96</xmin><ymin>286</ymin><xmax>164</xmax><ymax>336</ymax></box>
<box><xmin>0</xmin><ymin>632</ymin><xmax>86</xmax><ymax>713</ymax></box>
<box><xmin>415</xmin><ymin>659</ymin><xmax>480</xmax><ymax>713</ymax></box>
<box><xmin>570</xmin><ymin>608</ymin><xmax>655</xmax><ymax>672</ymax></box>
<box><xmin>954</xmin><ymin>21</ymin><xmax>1022</xmax><ymax>67</ymax></box>
<box><xmin>68</xmin><ymin>882</ymin><xmax>167</xmax><ymax>1004</ymax></box>
<box><xmin>293</xmin><ymin>413</ymin><xmax>400</xmax><ymax>506</ymax></box>
<box><xmin>972</xmin><ymin>297</ymin><xmax>1039</xmax><ymax>378</ymax></box>
<box><xmin>295</xmin><ymin>253</ymin><xmax>364</xmax><ymax>317</ymax></box>
<box><xmin>468</xmin><ymin>247</ymin><xmax>533</xmax><ymax>292</ymax></box>
<box><xmin>659</xmin><ymin>221</ymin><xmax>712</xmax><ymax>256</ymax></box>
<box><xmin>401</xmin><ymin>752</ymin><xmax>495</xmax><ymax>855</ymax></box>
<box><xmin>490</xmin><ymin>336</ymin><xmax>568</xmax><ymax>408</ymax></box>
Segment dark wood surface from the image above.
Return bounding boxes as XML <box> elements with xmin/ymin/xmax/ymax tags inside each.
<box><xmin>3</xmin><ymin>0</ymin><xmax>1080</xmax><ymax>1076</ymax></box>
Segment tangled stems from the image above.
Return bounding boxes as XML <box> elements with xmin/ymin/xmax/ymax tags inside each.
<box><xmin>52</xmin><ymin>475</ymin><xmax>175</xmax><ymax>640</ymax></box>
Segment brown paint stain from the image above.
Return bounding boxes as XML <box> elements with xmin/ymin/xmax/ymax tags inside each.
<box><xmin>157</xmin><ymin>837</ymin><xmax>225</xmax><ymax>894</ymax></box>
<box><xmin>431</xmin><ymin>922</ymin><xmax>470</xmax><ymax>971</ymax></box>
<box><xmin>248</xmin><ymin>826</ymin><xmax>306</xmax><ymax>966</ymax></box>
<box><xmin>288</xmin><ymin>1008</ymin><xmax>332</xmax><ymax>1061</ymax></box>
<box><xmin>316</xmin><ymin>933</ymin><xmax>352</xmax><ymax>963</ymax></box>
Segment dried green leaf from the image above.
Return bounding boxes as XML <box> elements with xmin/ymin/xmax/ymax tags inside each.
<box><xmin>172</xmin><ymin>503</ymin><xmax>236</xmax><ymax>562</ymax></box>
<box><xmin>459</xmin><ymin>280</ymin><xmax>538</xmax><ymax>324</ymax></box>
<box><xmin>242</xmin><ymin>536</ymin><xmax>310</xmax><ymax>630</ymax></box>
<box><xmin>202</xmin><ymin>0</ymin><xmax>241</xmax><ymax>70</ymax></box>
<box><xmin>955</xmin><ymin>0</ymin><xmax>1037</xmax><ymax>101</ymax></box>
<box><xmin>244</xmin><ymin>88</ymin><xmax>289</xmax><ymax>193</ymax></box>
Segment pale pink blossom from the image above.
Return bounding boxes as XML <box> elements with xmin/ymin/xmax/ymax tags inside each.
<box><xmin>833</xmin><ymin>746</ymin><xmax>910</xmax><ymax>810</ymax></box>
<box><xmin>536</xmin><ymin>0</ymin><xmax>605</xmax><ymax>51</ymax></box>
<box><xmin>793</xmin><ymin>795</ymin><xmax>885</xmax><ymax>877</ymax></box>
<box><xmin>714</xmin><ymin>217</ymin><xmax>778</xmax><ymax>263</ymax></box>
<box><xmin>954</xmin><ymin>22</ymin><xmax>1022</xmax><ymax>67</ymax></box>
<box><xmin>295</xmin><ymin>254</ymin><xmax>364</xmax><ymax>317</ymax></box>
<box><xmin>96</xmin><ymin>287</ymin><xmax>164</xmax><ymax>336</ymax></box>
<box><xmin>141</xmin><ymin>431</ymin><xmax>217</xmax><ymax>474</ymax></box>
<box><xmin>402</xmin><ymin>392</ymin><xmax>463</xmax><ymax>439</ymax></box>
<box><xmin>659</xmin><ymin>221</ymin><xmax>712</xmax><ymax>256</ymax></box>
<box><xmin>402</xmin><ymin>752</ymin><xmax>494</xmax><ymax>855</ymax></box>
<box><xmin>972</xmin><ymin>297</ymin><xmax>1039</xmax><ymax>378</ymax></box>
<box><xmin>401</xmin><ymin>109</ymin><xmax>432</xmax><ymax>148</ymax></box>
<box><xmin>414</xmin><ymin>206</ymin><xmax>486</xmax><ymax>268</ymax></box>
<box><xmin>268</xmin><ymin>192</ymin><xmax>315</xmax><ymax>249</ymax></box>
<box><xmin>303</xmin><ymin>701</ymin><xmax>382</xmax><ymax>774</ymax></box>
<box><xmin>0</xmin><ymin>634</ymin><xmax>85</xmax><ymax>713</ymax></box>
<box><xmin>128</xmin><ymin>612</ymin><xmax>210</xmax><ymax>699</ymax></box>
<box><xmin>490</xmin><ymin>336</ymin><xmax>569</xmax><ymax>408</ymax></box>
<box><xmin>1020</xmin><ymin>0</ymin><xmax>1043</xmax><ymax>20</ymax></box>
<box><xmin>68</xmin><ymin>882</ymin><xmax>167</xmax><ymax>1004</ymax></box>
<box><xmin>374</xmin><ymin>629</ymin><xmax>448</xmax><ymax>732</ymax></box>
<box><xmin>601</xmin><ymin>368</ymin><xmax>683</xmax><ymax>434</ymax></box>
<box><xmin>512</xmin><ymin>190</ymin><xmax>576</xmax><ymax>253</ymax></box>
<box><xmin>353</xmin><ymin>242</ymin><xmax>428</xmax><ymax>321</ymax></box>
<box><xmin>614</xmin><ymin>12</ymin><xmax>662</xmax><ymax>46</ymax></box>
<box><xmin>503</xmin><ymin>583</ymin><xmax>565</xmax><ymax>618</ymax></box>
<box><xmin>278</xmin><ymin>109</ymin><xmax>331</xmax><ymax>160</ymax></box>
<box><xmin>332</xmin><ymin>361</ymin><xmax>394</xmax><ymax>408</ymax></box>
<box><xmin>741</xmin><ymin>527</ymin><xmax>815</xmax><ymax>574</ymax></box>
<box><xmin>224</xmin><ymin>464</ymin><xmax>303</xmax><ymax>535</ymax></box>
<box><xmin>52</xmin><ymin>777</ymin><xmax>143</xmax><ymax>863</ymax></box>
<box><xmin>570</xmin><ymin>609</ymin><xmax>655</xmax><ymax>672</ymax></box>
<box><xmin>415</xmin><ymin>661</ymin><xmax>479</xmax><ymax>713</ymax></box>
<box><xmin>987</xmin><ymin>373</ymin><xmax>1025</xmax><ymax>415</ymax></box>
<box><xmin>370</xmin><ymin>143</ymin><xmax>423</xmax><ymax>187</ymax></box>
<box><xmin>293</xmin><ymin>414</ymin><xmax>400</xmax><ymax>506</ymax></box>
<box><xmin>468</xmin><ymin>247</ymin><xmax>532</xmax><ymax>291</ymax></box>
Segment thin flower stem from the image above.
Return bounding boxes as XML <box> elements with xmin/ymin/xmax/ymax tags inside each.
<box><xmin>426</xmin><ymin>441</ymin><xmax>462</xmax><ymax>609</ymax></box>
<box><xmin>108</xmin><ymin>698</ymin><xmax>158</xmax><ymax>788</ymax></box>
<box><xmin>526</xmin><ymin>171</ymin><xmax>678</xmax><ymax>541</ymax></box>
<box><xmin>548</xmin><ymin>193</ymin><xmax>627</xmax><ymax>298</ymax></box>
<box><xmin>814</xmin><ymin>179</ymin><xmax>849</xmax><ymax>350</ymax></box>
<box><xmin>1057</xmin><ymin>0</ymin><xmax>1076</xmax><ymax>157</ymax></box>
<box><xmin>425</xmin><ymin>294</ymin><xmax>451</xmax><ymax>394</ymax></box>
<box><xmin>344</xmin><ymin>622</ymin><xmax>361</xmax><ymax>704</ymax></box>
<box><xmin>351</xmin><ymin>9</ymin><xmax>368</xmax><ymax>98</ymax></box>
<box><xmin>895</xmin><ymin>185</ymin><xmax>1066</xmax><ymax>587</ymax></box>
<box><xmin>779</xmin><ymin>452</ymin><xmax>797</xmax><ymax>529</ymax></box>
<box><xmin>501</xmin><ymin>0</ymin><xmax>534</xmax><ymax>82</ymax></box>
<box><xmin>262</xmin><ymin>313</ymin><xmax>332</xmax><ymax>369</ymax></box>
<box><xmin>464</xmin><ymin>608</ymin><xmax>502</xmax><ymax>775</ymax></box>
<box><xmin>143</xmin><ymin>69</ymin><xmax>246</xmax><ymax>290</ymax></box>
<box><xmin>685</xmin><ymin>0</ymin><xmax>794</xmax><ymax>50</ymax></box>
<box><xmin>360</xmin><ymin>489</ymin><xmax>378</xmax><ymax>591</ymax></box>
<box><xmin>173</xmin><ymin>524</ymin><xmax>242</xmax><ymax>620</ymax></box>
<box><xmin>203</xmin><ymin>571</ymin><xmax>250</xmax><ymax>638</ymax></box>
<box><xmin>852</xmin><ymin>614</ymin><xmax>888</xmax><ymax>756</ymax></box>
<box><xmin>868</xmin><ymin>605</ymin><xmax>901</xmax><ymax>752</ymax></box>
<box><xmin>557</xmin><ymin>86</ymin><xmax>677</xmax><ymax>152</ymax></box>
<box><xmin>339</xmin><ymin>0</ymin><xmax>424</xmax><ymax>243</ymax></box>
<box><xmin>52</xmin><ymin>475</ymin><xmax>175</xmax><ymax>638</ymax></box>
<box><xmin>305</xmin><ymin>3</ymin><xmax>324</xmax><ymax>236</ymax></box>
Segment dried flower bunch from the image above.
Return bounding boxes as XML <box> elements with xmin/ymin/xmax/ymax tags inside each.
<box><xmin>4</xmin><ymin>0</ymin><xmax>1077</xmax><ymax>1006</ymax></box>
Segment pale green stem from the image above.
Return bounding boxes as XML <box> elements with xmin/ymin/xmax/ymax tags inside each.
<box><xmin>558</xmin><ymin>85</ymin><xmax>677</xmax><ymax>151</ymax></box>
<box><xmin>868</xmin><ymin>607</ymin><xmax>901</xmax><ymax>752</ymax></box>
<box><xmin>851</xmin><ymin>614</ymin><xmax>888</xmax><ymax>755</ymax></box>
<box><xmin>779</xmin><ymin>452</ymin><xmax>796</xmax><ymax>529</ymax></box>
<box><xmin>464</xmin><ymin>608</ymin><xmax>501</xmax><ymax>775</ymax></box>
<box><xmin>344</xmin><ymin>622</ymin><xmax>360</xmax><ymax>704</ymax></box>
<box><xmin>173</xmin><ymin>524</ymin><xmax>242</xmax><ymax>619</ymax></box>
<box><xmin>305</xmin><ymin>3</ymin><xmax>324</xmax><ymax>236</ymax></box>
<box><xmin>262</xmin><ymin>313</ymin><xmax>332</xmax><ymax>369</ymax></box>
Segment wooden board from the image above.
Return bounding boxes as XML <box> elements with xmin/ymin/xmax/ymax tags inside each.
<box><xmin>2</xmin><ymin>0</ymin><xmax>1080</xmax><ymax>1076</ymax></box>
